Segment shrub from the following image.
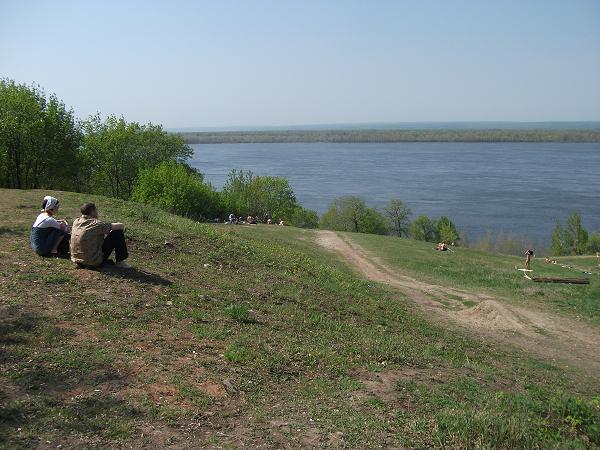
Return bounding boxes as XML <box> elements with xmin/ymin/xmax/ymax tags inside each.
<box><xmin>410</xmin><ymin>215</ymin><xmax>438</xmax><ymax>242</ymax></box>
<box><xmin>288</xmin><ymin>206</ymin><xmax>319</xmax><ymax>229</ymax></box>
<box><xmin>320</xmin><ymin>196</ymin><xmax>388</xmax><ymax>235</ymax></box>
<box><xmin>132</xmin><ymin>162</ymin><xmax>219</xmax><ymax>220</ymax></box>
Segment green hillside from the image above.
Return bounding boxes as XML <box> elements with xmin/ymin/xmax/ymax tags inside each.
<box><xmin>1</xmin><ymin>190</ymin><xmax>599</xmax><ymax>448</ymax></box>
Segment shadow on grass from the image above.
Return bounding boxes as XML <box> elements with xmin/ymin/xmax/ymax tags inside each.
<box><xmin>0</xmin><ymin>313</ymin><xmax>39</xmax><ymax>346</ymax></box>
<box><xmin>0</xmin><ymin>312</ymin><xmax>142</xmax><ymax>444</ymax></box>
<box><xmin>98</xmin><ymin>266</ymin><xmax>172</xmax><ymax>286</ymax></box>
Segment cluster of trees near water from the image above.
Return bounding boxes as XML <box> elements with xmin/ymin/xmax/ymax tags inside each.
<box><xmin>2</xmin><ymin>79</ymin><xmax>597</xmax><ymax>255</ymax></box>
<box><xmin>319</xmin><ymin>196</ymin><xmax>459</xmax><ymax>244</ymax></box>
<box><xmin>0</xmin><ymin>79</ymin><xmax>317</xmax><ymax>226</ymax></box>
<box><xmin>550</xmin><ymin>211</ymin><xmax>600</xmax><ymax>255</ymax></box>
<box><xmin>179</xmin><ymin>128</ymin><xmax>600</xmax><ymax>145</ymax></box>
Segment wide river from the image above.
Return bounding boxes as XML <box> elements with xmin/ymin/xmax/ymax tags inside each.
<box><xmin>189</xmin><ymin>142</ymin><xmax>600</xmax><ymax>245</ymax></box>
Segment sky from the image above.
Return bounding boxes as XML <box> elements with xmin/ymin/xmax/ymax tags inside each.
<box><xmin>1</xmin><ymin>0</ymin><xmax>599</xmax><ymax>128</ymax></box>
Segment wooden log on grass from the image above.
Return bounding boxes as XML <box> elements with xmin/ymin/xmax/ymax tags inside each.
<box><xmin>529</xmin><ymin>276</ymin><xmax>590</xmax><ymax>285</ymax></box>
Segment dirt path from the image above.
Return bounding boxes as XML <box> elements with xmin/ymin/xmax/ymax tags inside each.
<box><xmin>316</xmin><ymin>230</ymin><xmax>600</xmax><ymax>375</ymax></box>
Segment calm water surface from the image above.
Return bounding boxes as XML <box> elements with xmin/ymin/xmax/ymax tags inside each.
<box><xmin>190</xmin><ymin>142</ymin><xmax>600</xmax><ymax>244</ymax></box>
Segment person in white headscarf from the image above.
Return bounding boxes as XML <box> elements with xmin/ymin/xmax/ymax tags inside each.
<box><xmin>30</xmin><ymin>196</ymin><xmax>70</xmax><ymax>256</ymax></box>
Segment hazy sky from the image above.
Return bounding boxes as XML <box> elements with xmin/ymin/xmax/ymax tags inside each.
<box><xmin>1</xmin><ymin>0</ymin><xmax>599</xmax><ymax>128</ymax></box>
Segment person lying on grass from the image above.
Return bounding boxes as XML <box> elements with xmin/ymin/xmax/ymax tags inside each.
<box><xmin>30</xmin><ymin>195</ymin><xmax>71</xmax><ymax>257</ymax></box>
<box><xmin>70</xmin><ymin>202</ymin><xmax>130</xmax><ymax>269</ymax></box>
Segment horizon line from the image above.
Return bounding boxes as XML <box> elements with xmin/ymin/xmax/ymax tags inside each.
<box><xmin>167</xmin><ymin>120</ymin><xmax>600</xmax><ymax>133</ymax></box>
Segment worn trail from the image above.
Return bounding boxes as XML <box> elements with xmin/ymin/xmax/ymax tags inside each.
<box><xmin>316</xmin><ymin>230</ymin><xmax>600</xmax><ymax>375</ymax></box>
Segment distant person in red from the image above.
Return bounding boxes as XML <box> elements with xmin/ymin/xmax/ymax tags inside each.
<box><xmin>524</xmin><ymin>249</ymin><xmax>534</xmax><ymax>270</ymax></box>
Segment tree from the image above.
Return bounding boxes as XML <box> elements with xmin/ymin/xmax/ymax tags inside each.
<box><xmin>409</xmin><ymin>215</ymin><xmax>438</xmax><ymax>242</ymax></box>
<box><xmin>587</xmin><ymin>233</ymin><xmax>600</xmax><ymax>254</ymax></box>
<box><xmin>0</xmin><ymin>79</ymin><xmax>81</xmax><ymax>190</ymax></box>
<box><xmin>80</xmin><ymin>115</ymin><xmax>192</xmax><ymax>199</ymax></box>
<box><xmin>550</xmin><ymin>220</ymin><xmax>567</xmax><ymax>256</ymax></box>
<box><xmin>437</xmin><ymin>216</ymin><xmax>458</xmax><ymax>244</ymax></box>
<box><xmin>288</xmin><ymin>206</ymin><xmax>319</xmax><ymax>228</ymax></box>
<box><xmin>132</xmin><ymin>162</ymin><xmax>219</xmax><ymax>220</ymax></box>
<box><xmin>550</xmin><ymin>212</ymin><xmax>589</xmax><ymax>256</ymax></box>
<box><xmin>566</xmin><ymin>211</ymin><xmax>588</xmax><ymax>255</ymax></box>
<box><xmin>383</xmin><ymin>199</ymin><xmax>411</xmax><ymax>237</ymax></box>
<box><xmin>222</xmin><ymin>169</ymin><xmax>298</xmax><ymax>220</ymax></box>
<box><xmin>320</xmin><ymin>196</ymin><xmax>388</xmax><ymax>235</ymax></box>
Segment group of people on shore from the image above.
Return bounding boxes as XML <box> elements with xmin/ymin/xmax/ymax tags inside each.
<box><xmin>226</xmin><ymin>213</ymin><xmax>284</xmax><ymax>226</ymax></box>
<box><xmin>436</xmin><ymin>241</ymin><xmax>455</xmax><ymax>251</ymax></box>
<box><xmin>30</xmin><ymin>195</ymin><xmax>130</xmax><ymax>269</ymax></box>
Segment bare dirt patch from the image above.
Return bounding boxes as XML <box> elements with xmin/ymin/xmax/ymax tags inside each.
<box><xmin>316</xmin><ymin>231</ymin><xmax>600</xmax><ymax>375</ymax></box>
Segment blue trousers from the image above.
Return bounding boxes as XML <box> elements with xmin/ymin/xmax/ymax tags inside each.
<box><xmin>30</xmin><ymin>227</ymin><xmax>69</xmax><ymax>256</ymax></box>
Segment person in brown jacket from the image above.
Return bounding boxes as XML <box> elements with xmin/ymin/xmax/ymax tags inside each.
<box><xmin>70</xmin><ymin>202</ymin><xmax>130</xmax><ymax>268</ymax></box>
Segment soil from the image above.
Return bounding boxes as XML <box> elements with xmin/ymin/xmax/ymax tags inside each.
<box><xmin>316</xmin><ymin>230</ymin><xmax>600</xmax><ymax>375</ymax></box>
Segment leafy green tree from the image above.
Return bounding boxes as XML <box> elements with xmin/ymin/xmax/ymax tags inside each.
<box><xmin>80</xmin><ymin>115</ymin><xmax>192</xmax><ymax>199</ymax></box>
<box><xmin>222</xmin><ymin>169</ymin><xmax>298</xmax><ymax>220</ymax></box>
<box><xmin>383</xmin><ymin>199</ymin><xmax>412</xmax><ymax>237</ymax></box>
<box><xmin>132</xmin><ymin>162</ymin><xmax>219</xmax><ymax>220</ymax></box>
<box><xmin>320</xmin><ymin>196</ymin><xmax>388</xmax><ymax>235</ymax></box>
<box><xmin>550</xmin><ymin>221</ymin><xmax>567</xmax><ymax>256</ymax></box>
<box><xmin>409</xmin><ymin>215</ymin><xmax>438</xmax><ymax>242</ymax></box>
<box><xmin>551</xmin><ymin>212</ymin><xmax>589</xmax><ymax>256</ymax></box>
<box><xmin>437</xmin><ymin>216</ymin><xmax>458</xmax><ymax>244</ymax></box>
<box><xmin>566</xmin><ymin>211</ymin><xmax>588</xmax><ymax>255</ymax></box>
<box><xmin>288</xmin><ymin>206</ymin><xmax>319</xmax><ymax>228</ymax></box>
<box><xmin>360</xmin><ymin>207</ymin><xmax>389</xmax><ymax>235</ymax></box>
<box><xmin>0</xmin><ymin>79</ymin><xmax>81</xmax><ymax>190</ymax></box>
<box><xmin>587</xmin><ymin>233</ymin><xmax>600</xmax><ymax>254</ymax></box>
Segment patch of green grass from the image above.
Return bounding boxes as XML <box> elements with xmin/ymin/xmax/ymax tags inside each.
<box><xmin>224</xmin><ymin>339</ymin><xmax>253</xmax><ymax>363</ymax></box>
<box><xmin>395</xmin><ymin>377</ymin><xmax>600</xmax><ymax>448</ymax></box>
<box><xmin>223</xmin><ymin>303</ymin><xmax>256</xmax><ymax>323</ymax></box>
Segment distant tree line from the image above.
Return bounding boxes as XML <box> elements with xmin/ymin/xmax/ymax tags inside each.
<box><xmin>178</xmin><ymin>129</ymin><xmax>600</xmax><ymax>145</ymax></box>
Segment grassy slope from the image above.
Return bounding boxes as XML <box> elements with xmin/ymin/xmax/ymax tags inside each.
<box><xmin>1</xmin><ymin>190</ymin><xmax>599</xmax><ymax>448</ymax></box>
<box><xmin>346</xmin><ymin>232</ymin><xmax>600</xmax><ymax>325</ymax></box>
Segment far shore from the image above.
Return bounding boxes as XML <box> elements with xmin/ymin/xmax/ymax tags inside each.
<box><xmin>176</xmin><ymin>128</ymin><xmax>600</xmax><ymax>144</ymax></box>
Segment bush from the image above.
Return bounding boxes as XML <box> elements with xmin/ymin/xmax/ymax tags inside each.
<box><xmin>437</xmin><ymin>216</ymin><xmax>458</xmax><ymax>244</ymax></box>
<box><xmin>550</xmin><ymin>211</ymin><xmax>589</xmax><ymax>256</ymax></box>
<box><xmin>132</xmin><ymin>163</ymin><xmax>219</xmax><ymax>220</ymax></box>
<box><xmin>288</xmin><ymin>206</ymin><xmax>319</xmax><ymax>228</ymax></box>
<box><xmin>587</xmin><ymin>233</ymin><xmax>600</xmax><ymax>254</ymax></box>
<box><xmin>222</xmin><ymin>169</ymin><xmax>298</xmax><ymax>221</ymax></box>
<box><xmin>410</xmin><ymin>215</ymin><xmax>438</xmax><ymax>242</ymax></box>
<box><xmin>320</xmin><ymin>196</ymin><xmax>388</xmax><ymax>235</ymax></box>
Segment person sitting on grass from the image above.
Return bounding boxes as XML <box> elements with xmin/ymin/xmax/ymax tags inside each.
<box><xmin>30</xmin><ymin>195</ymin><xmax>70</xmax><ymax>257</ymax></box>
<box><xmin>436</xmin><ymin>241</ymin><xmax>448</xmax><ymax>251</ymax></box>
<box><xmin>70</xmin><ymin>202</ymin><xmax>130</xmax><ymax>269</ymax></box>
